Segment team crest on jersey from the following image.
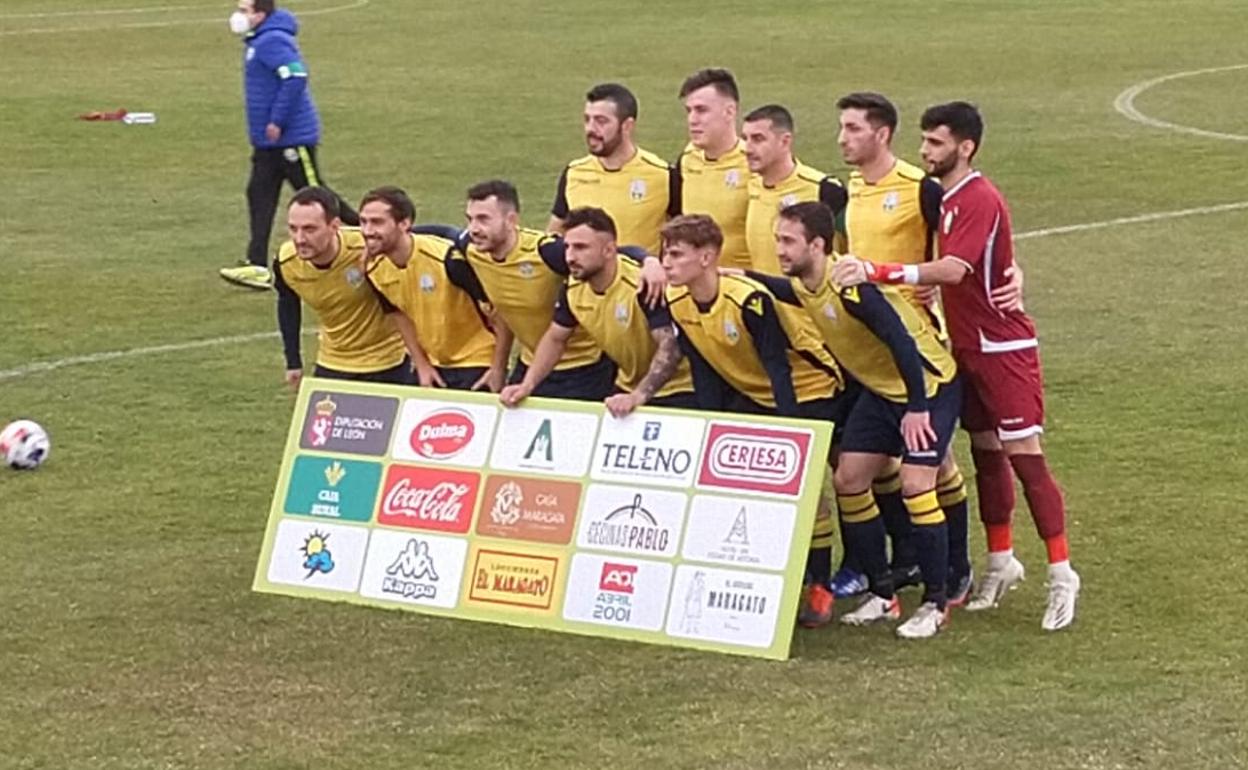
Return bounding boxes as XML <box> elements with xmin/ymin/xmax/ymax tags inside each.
<box><xmin>629</xmin><ymin>179</ymin><xmax>647</xmax><ymax>202</ymax></box>
<box><xmin>942</xmin><ymin>208</ymin><xmax>957</xmax><ymax>235</ymax></box>
<box><xmin>614</xmin><ymin>302</ymin><xmax>630</xmax><ymax>326</ymax></box>
<box><xmin>518</xmin><ymin>263</ymin><xmax>536</xmax><ymax>278</ymax></box>
<box><xmin>724</xmin><ymin>169</ymin><xmax>740</xmax><ymax>189</ymax></box>
<box><xmin>723</xmin><ymin>319</ymin><xmax>740</xmax><ymax>344</ymax></box>
<box><xmin>779</xmin><ymin>194</ymin><xmax>799</xmax><ymax>210</ymax></box>
<box><xmin>419</xmin><ymin>273</ymin><xmax>436</xmax><ymax>293</ymax></box>
<box><xmin>283</xmin><ymin>148</ymin><xmax>299</xmax><ymax>163</ymax></box>
<box><xmin>883</xmin><ymin>191</ymin><xmax>900</xmax><ymax>212</ymax></box>
<box><xmin>345</xmin><ymin>266</ymin><xmax>364</xmax><ymax>287</ymax></box>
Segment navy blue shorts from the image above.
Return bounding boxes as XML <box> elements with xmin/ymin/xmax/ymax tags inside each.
<box><xmin>436</xmin><ymin>365</ymin><xmax>489</xmax><ymax>391</ymax></box>
<box><xmin>509</xmin><ymin>356</ymin><xmax>617</xmax><ymax>402</ymax></box>
<box><xmin>838</xmin><ymin>377</ymin><xmax>962</xmax><ymax>467</ymax></box>
<box><xmin>647</xmin><ymin>390</ymin><xmax>699</xmax><ymax>410</ymax></box>
<box><xmin>313</xmin><ymin>357</ymin><xmax>415</xmax><ymax>385</ymax></box>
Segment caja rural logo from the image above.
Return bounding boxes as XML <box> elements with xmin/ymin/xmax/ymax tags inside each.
<box><xmin>697</xmin><ymin>423</ymin><xmax>812</xmax><ymax>497</ymax></box>
<box><xmin>409</xmin><ymin>408</ymin><xmax>475</xmax><ymax>460</ymax></box>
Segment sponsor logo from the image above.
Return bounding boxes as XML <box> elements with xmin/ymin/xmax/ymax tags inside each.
<box><xmin>299</xmin><ymin>391</ymin><xmax>398</xmax><ymax>456</ymax></box>
<box><xmin>376</xmin><ymin>465</ymin><xmax>479</xmax><ymax>534</ymax></box>
<box><xmin>629</xmin><ymin>179</ymin><xmax>647</xmax><ymax>201</ymax></box>
<box><xmin>300</xmin><ymin>530</ymin><xmax>335</xmax><ymax>579</ymax></box>
<box><xmin>666</xmin><ymin>565</ymin><xmax>785</xmax><ymax>648</ymax></box>
<box><xmin>266</xmin><ymin>519</ymin><xmax>369</xmax><ymax>593</ymax></box>
<box><xmin>591</xmin><ymin>413</ymin><xmax>705</xmax><ymax>488</ymax></box>
<box><xmin>381</xmin><ymin>538</ymin><xmax>440</xmax><ymax>599</ymax></box>
<box><xmin>284</xmin><ymin>456</ymin><xmax>383</xmax><ymax>522</ymax></box>
<box><xmin>467</xmin><ymin>549</ymin><xmax>560</xmax><ymax>610</ymax></box>
<box><xmin>491</xmin><ymin>409</ymin><xmax>600</xmax><ymax>478</ymax></box>
<box><xmin>523</xmin><ymin>419</ymin><xmax>554</xmax><ymax>464</ymax></box>
<box><xmin>359</xmin><ymin>529</ymin><xmax>468</xmax><ymax>609</ymax></box>
<box><xmin>410</xmin><ymin>408</ymin><xmax>475</xmax><ymax>460</ymax></box>
<box><xmin>577</xmin><ymin>485</ymin><xmax>687</xmax><ymax>558</ymax></box>
<box><xmin>642</xmin><ymin>421</ymin><xmax>661</xmax><ymax>441</ymax></box>
<box><xmin>476</xmin><ymin>475</ymin><xmax>581</xmax><ymax>544</ymax></box>
<box><xmin>682</xmin><ymin>495</ymin><xmax>798</xmax><ymax>571</ymax></box>
<box><xmin>599</xmin><ymin>562</ymin><xmax>637</xmax><ymax>594</ymax></box>
<box><xmin>562</xmin><ymin>553</ymin><xmax>673</xmax><ymax>631</ymax></box>
<box><xmin>697</xmin><ymin>422</ymin><xmax>813</xmax><ymax>497</ymax></box>
<box><xmin>586</xmin><ymin>494</ymin><xmax>667</xmax><ymax>553</ymax></box>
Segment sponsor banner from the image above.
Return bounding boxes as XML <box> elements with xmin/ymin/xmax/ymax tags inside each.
<box><xmin>391</xmin><ymin>400</ymin><xmax>498</xmax><ymax>467</ymax></box>
<box><xmin>696</xmin><ymin>422</ymin><xmax>814</xmax><ymax>498</ymax></box>
<box><xmin>589</xmin><ymin>412</ymin><xmax>706</xmax><ymax>488</ymax></box>
<box><xmin>266</xmin><ymin>518</ymin><xmax>370</xmax><ymax>593</ymax></box>
<box><xmin>575</xmin><ymin>484</ymin><xmax>687</xmax><ymax>559</ymax></box>
<box><xmin>476</xmin><ymin>475</ymin><xmax>581</xmax><ymax>545</ymax></box>
<box><xmin>665</xmin><ymin>565</ymin><xmax>785</xmax><ymax>649</ymax></box>
<box><xmin>489</xmin><ymin>409</ymin><xmax>600</xmax><ymax>478</ymax></box>
<box><xmin>681</xmin><ymin>495</ymin><xmax>798</xmax><ymax>572</ymax></box>
<box><xmin>562</xmin><ymin>553</ymin><xmax>673</xmax><ymax>632</ymax></box>
<box><xmin>299</xmin><ymin>391</ymin><xmax>398</xmax><ymax>456</ymax></box>
<box><xmin>359</xmin><ymin>529</ymin><xmax>468</xmax><ymax>609</ymax></box>
<box><xmin>283</xmin><ymin>455</ymin><xmax>382</xmax><ymax>522</ymax></box>
<box><xmin>376</xmin><ymin>465</ymin><xmax>480</xmax><ymax>534</ymax></box>
<box><xmin>465</xmin><ymin>547</ymin><xmax>561</xmax><ymax>612</ymax></box>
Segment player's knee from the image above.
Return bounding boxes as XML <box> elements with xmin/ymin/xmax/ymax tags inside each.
<box><xmin>968</xmin><ymin>430</ymin><xmax>1002</xmax><ymax>451</ymax></box>
<box><xmin>1002</xmin><ymin>434</ymin><xmax>1043</xmax><ymax>455</ymax></box>
<box><xmin>899</xmin><ymin>466</ymin><xmax>939</xmax><ymax>498</ymax></box>
<box><xmin>833</xmin><ymin>463</ymin><xmax>871</xmax><ymax>494</ymax></box>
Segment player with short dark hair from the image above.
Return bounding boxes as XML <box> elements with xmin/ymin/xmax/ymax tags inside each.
<box><xmin>274</xmin><ymin>187</ymin><xmax>409</xmax><ymax>386</ymax></box>
<box><xmin>500</xmin><ymin>207</ymin><xmax>695</xmax><ymax>415</ymax></box>
<box><xmin>549</xmin><ymin>83</ymin><xmax>681</xmax><ymax>254</ymax></box>
<box><xmin>834</xmin><ymin>101</ymin><xmax>1080</xmax><ymax>631</ymax></box>
<box><xmin>677</xmin><ymin>68</ymin><xmax>752</xmax><ymax>269</ymax></box>
<box><xmin>742</xmin><ymin>104</ymin><xmax>847</xmax><ymax>273</ymax></box>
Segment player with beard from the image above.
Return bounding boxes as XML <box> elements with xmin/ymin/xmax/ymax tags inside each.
<box><xmin>358</xmin><ymin>186</ymin><xmax>509</xmax><ymax>391</ymax></box>
<box><xmin>549</xmin><ymin>83</ymin><xmax>681</xmax><ymax>254</ymax></box>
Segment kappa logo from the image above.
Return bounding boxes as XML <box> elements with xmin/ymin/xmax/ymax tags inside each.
<box><xmin>410</xmin><ymin>408</ymin><xmax>475</xmax><ymax>460</ymax></box>
<box><xmin>599</xmin><ymin>562</ymin><xmax>637</xmax><ymax>594</ymax></box>
<box><xmin>381</xmin><ymin>539</ymin><xmax>440</xmax><ymax>600</ymax></box>
<box><xmin>629</xmin><ymin>179</ymin><xmax>647</xmax><ymax>201</ymax></box>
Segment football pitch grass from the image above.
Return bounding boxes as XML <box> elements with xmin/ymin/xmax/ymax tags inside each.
<box><xmin>2</xmin><ymin>0</ymin><xmax>1246</xmax><ymax>767</ymax></box>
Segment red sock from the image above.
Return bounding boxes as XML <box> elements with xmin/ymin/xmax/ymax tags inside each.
<box><xmin>971</xmin><ymin>447</ymin><xmax>1015</xmax><ymax>544</ymax></box>
<box><xmin>986</xmin><ymin>523</ymin><xmax>1013</xmax><ymax>553</ymax></box>
<box><xmin>1009</xmin><ymin>453</ymin><xmax>1069</xmax><ymax>562</ymax></box>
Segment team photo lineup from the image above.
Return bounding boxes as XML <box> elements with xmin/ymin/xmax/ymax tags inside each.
<box><xmin>224</xmin><ymin>0</ymin><xmax>1080</xmax><ymax>641</ymax></box>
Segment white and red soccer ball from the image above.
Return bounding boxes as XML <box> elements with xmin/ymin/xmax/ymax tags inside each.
<box><xmin>1</xmin><ymin>420</ymin><xmax>50</xmax><ymax>470</ymax></box>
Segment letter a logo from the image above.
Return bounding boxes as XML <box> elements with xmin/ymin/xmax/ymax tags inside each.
<box><xmin>523</xmin><ymin>418</ymin><xmax>554</xmax><ymax>463</ymax></box>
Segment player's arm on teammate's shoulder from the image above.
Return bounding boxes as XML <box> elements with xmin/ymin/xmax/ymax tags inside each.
<box><xmin>741</xmin><ymin>291</ymin><xmax>799</xmax><ymax>417</ymax></box>
<box><xmin>273</xmin><ymin>259</ymin><xmax>303</xmax><ymax>387</ymax></box>
<box><xmin>744</xmin><ymin>270</ymin><xmax>801</xmax><ymax>306</ymax></box>
<box><xmin>548</xmin><ymin>167</ymin><xmax>570</xmax><ymax>234</ymax></box>
<box><xmin>619</xmin><ymin>244</ymin><xmax>667</xmax><ymax>308</ymax></box>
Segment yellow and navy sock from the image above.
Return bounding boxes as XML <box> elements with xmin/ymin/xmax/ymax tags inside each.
<box><xmin>904</xmin><ymin>488</ymin><xmax>949</xmax><ymax>609</ymax></box>
<box><xmin>874</xmin><ymin>465</ymin><xmax>916</xmax><ymax>569</ymax></box>
<box><xmin>836</xmin><ymin>489</ymin><xmax>893</xmax><ymax>599</ymax></box>
<box><xmin>937</xmin><ymin>466</ymin><xmax>971</xmax><ymax>577</ymax></box>
<box><xmin>805</xmin><ymin>510</ymin><xmax>837</xmax><ymax>586</ymax></box>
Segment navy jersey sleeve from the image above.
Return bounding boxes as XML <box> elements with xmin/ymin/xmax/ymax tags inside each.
<box><xmin>618</xmin><ymin>245</ymin><xmax>651</xmax><ymax>263</ymax></box>
<box><xmin>272</xmin><ymin>259</ymin><xmax>303</xmax><ymax>370</ymax></box>
<box><xmin>445</xmin><ymin>249</ymin><xmax>489</xmax><ymax>303</ymax></box>
<box><xmin>365</xmin><ymin>272</ymin><xmax>399</xmax><ymax>314</ymax></box>
<box><xmin>552</xmin><ymin>284</ymin><xmax>578</xmax><ymax>329</ymax></box>
<box><xmin>740</xmin><ymin>291</ymin><xmax>799</xmax><ymax>416</ymax></box>
<box><xmin>667</xmin><ymin>164</ymin><xmax>683</xmax><ymax>217</ymax></box>
<box><xmin>638</xmin><ymin>293</ymin><xmax>673</xmax><ymax>330</ymax></box>
<box><xmin>920</xmin><ymin>177</ymin><xmax>943</xmax><ymax>232</ymax></box>
<box><xmin>551</xmin><ymin>167</ymin><xmax>570</xmax><ymax>218</ymax></box>
<box><xmin>537</xmin><ymin>236</ymin><xmax>570</xmax><ymax>276</ymax></box>
<box><xmin>840</xmin><ymin>285</ymin><xmax>928</xmax><ymax>411</ymax></box>
<box><xmin>674</xmin><ymin>322</ymin><xmax>733</xmax><ymax>411</ymax></box>
<box><xmin>819</xmin><ymin>178</ymin><xmax>849</xmax><ymax>216</ymax></box>
<box><xmin>744</xmin><ymin>270</ymin><xmax>801</xmax><ymax>306</ymax></box>
<box><xmin>410</xmin><ymin>224</ymin><xmax>464</xmax><ymax>242</ymax></box>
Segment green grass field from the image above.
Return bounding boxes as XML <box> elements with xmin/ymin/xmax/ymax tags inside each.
<box><xmin>2</xmin><ymin>1</ymin><xmax>1247</xmax><ymax>768</ymax></box>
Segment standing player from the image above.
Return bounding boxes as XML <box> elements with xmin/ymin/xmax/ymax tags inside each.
<box><xmin>661</xmin><ymin>214</ymin><xmax>847</xmax><ymax>626</ymax></box>
<box><xmin>549</xmin><ymin>83</ymin><xmax>680</xmax><ymax>254</ymax></box>
<box><xmin>676</xmin><ymin>68</ymin><xmax>752</xmax><ymax>269</ymax></box>
<box><xmin>220</xmin><ymin>0</ymin><xmax>358</xmax><ymax>290</ymax></box>
<box><xmin>833</xmin><ymin>101</ymin><xmax>1080</xmax><ymax>631</ymax></box>
<box><xmin>499</xmin><ymin>207</ymin><xmax>695</xmax><ymax>415</ymax></box>
<box><xmin>459</xmin><ymin>180</ymin><xmax>666</xmax><ymax>401</ymax></box>
<box><xmin>274</xmin><ymin>187</ymin><xmax>410</xmax><ymax>385</ymax></box>
<box><xmin>752</xmin><ymin>202</ymin><xmax>962</xmax><ymax>638</ymax></box>
<box><xmin>835</xmin><ymin>91</ymin><xmax>973</xmax><ymax>603</ymax></box>
<box><xmin>742</xmin><ymin>104</ymin><xmax>847</xmax><ymax>273</ymax></box>
<box><xmin>358</xmin><ymin>186</ymin><xmax>509</xmax><ymax>391</ymax></box>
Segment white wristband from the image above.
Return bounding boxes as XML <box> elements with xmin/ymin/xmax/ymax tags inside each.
<box><xmin>902</xmin><ymin>265</ymin><xmax>920</xmax><ymax>285</ymax></box>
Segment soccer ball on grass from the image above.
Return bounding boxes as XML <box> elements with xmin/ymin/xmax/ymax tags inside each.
<box><xmin>1</xmin><ymin>420</ymin><xmax>51</xmax><ymax>470</ymax></box>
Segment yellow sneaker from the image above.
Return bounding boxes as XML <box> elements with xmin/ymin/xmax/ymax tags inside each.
<box><xmin>219</xmin><ymin>264</ymin><xmax>273</xmax><ymax>290</ymax></box>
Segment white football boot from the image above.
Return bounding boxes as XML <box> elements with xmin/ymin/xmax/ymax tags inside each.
<box><xmin>966</xmin><ymin>555</ymin><xmax>1025</xmax><ymax>611</ymax></box>
<box><xmin>1041</xmin><ymin>568</ymin><xmax>1081</xmax><ymax>631</ymax></box>
<box><xmin>896</xmin><ymin>602</ymin><xmax>949</xmax><ymax>639</ymax></box>
<box><xmin>839</xmin><ymin>593</ymin><xmax>901</xmax><ymax>626</ymax></box>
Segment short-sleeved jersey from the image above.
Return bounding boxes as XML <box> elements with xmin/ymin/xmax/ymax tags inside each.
<box><xmin>458</xmin><ymin>228</ymin><xmax>602</xmax><ymax>370</ymax></box>
<box><xmin>552</xmin><ymin>148</ymin><xmax>679</xmax><ymax>254</ymax></box>
<box><xmin>845</xmin><ymin>159</ymin><xmax>944</xmax><ymax>316</ymax></box>
<box><xmin>553</xmin><ymin>258</ymin><xmax>694</xmax><ymax>398</ymax></box>
<box><xmin>678</xmin><ymin>140</ymin><xmax>751</xmax><ymax>269</ymax></box>
<box><xmin>275</xmin><ymin>228</ymin><xmax>406</xmax><ymax>372</ymax></box>
<box><xmin>667</xmin><ymin>275</ymin><xmax>841</xmax><ymax>410</ymax></box>
<box><xmin>939</xmin><ymin>172</ymin><xmax>1037</xmax><ymax>353</ymax></box>
<box><xmin>366</xmin><ymin>232</ymin><xmax>495</xmax><ymax>369</ymax></box>
<box><xmin>745</xmin><ymin>161</ymin><xmax>848</xmax><ymax>273</ymax></box>
<box><xmin>773</xmin><ymin>258</ymin><xmax>956</xmax><ymax>405</ymax></box>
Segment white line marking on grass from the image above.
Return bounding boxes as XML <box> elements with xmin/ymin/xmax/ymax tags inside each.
<box><xmin>4</xmin><ymin>199</ymin><xmax>1248</xmax><ymax>382</ymax></box>
<box><xmin>1113</xmin><ymin>64</ymin><xmax>1248</xmax><ymax>142</ymax></box>
<box><xmin>0</xmin><ymin>4</ymin><xmax>210</xmax><ymax>20</ymax></box>
<box><xmin>0</xmin><ymin>0</ymin><xmax>369</xmax><ymax>36</ymax></box>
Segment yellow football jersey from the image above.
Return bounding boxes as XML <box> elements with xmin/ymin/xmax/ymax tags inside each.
<box><xmin>274</xmin><ymin>228</ymin><xmax>406</xmax><ymax>373</ymax></box>
<box><xmin>460</xmin><ymin>228</ymin><xmax>601</xmax><ymax>370</ymax></box>
<box><xmin>552</xmin><ymin>148</ymin><xmax>677</xmax><ymax>254</ymax></box>
<box><xmin>745</xmin><ymin>161</ymin><xmax>847</xmax><ymax>274</ymax></box>
<box><xmin>679</xmin><ymin>140</ymin><xmax>751</xmax><ymax>269</ymax></box>
<box><xmin>556</xmin><ymin>259</ymin><xmax>694</xmax><ymax>398</ymax></box>
<box><xmin>366</xmin><ymin>233</ymin><xmax>495</xmax><ymax>369</ymax></box>
<box><xmin>667</xmin><ymin>274</ymin><xmax>841</xmax><ymax>410</ymax></box>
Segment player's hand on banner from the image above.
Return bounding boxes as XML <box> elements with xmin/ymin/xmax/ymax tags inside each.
<box><xmin>498</xmin><ymin>383</ymin><xmax>532</xmax><ymax>408</ymax></box>
<box><xmin>604</xmin><ymin>392</ymin><xmax>643</xmax><ymax>418</ymax></box>
<box><xmin>992</xmin><ymin>265</ymin><xmax>1025</xmax><ymax>312</ymax></box>
<box><xmin>832</xmin><ymin>256</ymin><xmax>869</xmax><ymax>287</ymax></box>
<box><xmin>638</xmin><ymin>257</ymin><xmax>667</xmax><ymax>308</ymax></box>
<box><xmin>472</xmin><ymin>366</ymin><xmax>505</xmax><ymax>393</ymax></box>
<box><xmin>901</xmin><ymin>410</ymin><xmax>936</xmax><ymax>453</ymax></box>
<box><xmin>285</xmin><ymin>368</ymin><xmax>303</xmax><ymax>388</ymax></box>
<box><xmin>416</xmin><ymin>364</ymin><xmax>446</xmax><ymax>388</ymax></box>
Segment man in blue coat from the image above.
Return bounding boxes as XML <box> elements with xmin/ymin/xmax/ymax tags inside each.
<box><xmin>220</xmin><ymin>0</ymin><xmax>358</xmax><ymax>290</ymax></box>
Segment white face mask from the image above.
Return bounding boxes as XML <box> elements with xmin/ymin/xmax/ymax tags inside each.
<box><xmin>228</xmin><ymin>10</ymin><xmax>252</xmax><ymax>35</ymax></box>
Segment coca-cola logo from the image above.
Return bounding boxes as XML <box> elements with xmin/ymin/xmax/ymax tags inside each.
<box><xmin>698</xmin><ymin>423</ymin><xmax>812</xmax><ymax>497</ymax></box>
<box><xmin>410</xmin><ymin>409</ymin><xmax>475</xmax><ymax>459</ymax></box>
<box><xmin>377</xmin><ymin>466</ymin><xmax>479</xmax><ymax>534</ymax></box>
